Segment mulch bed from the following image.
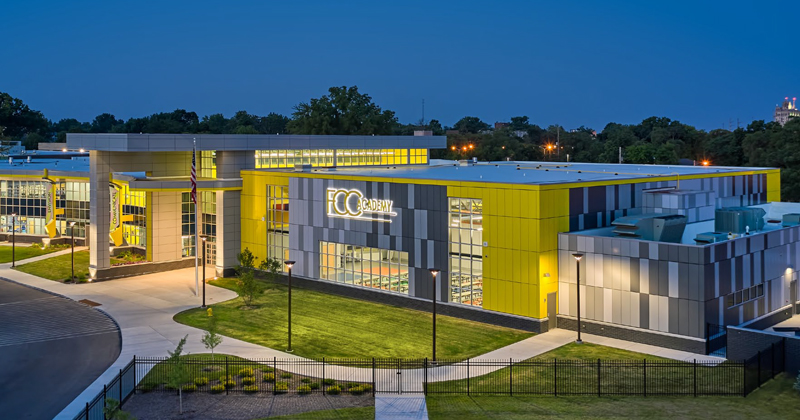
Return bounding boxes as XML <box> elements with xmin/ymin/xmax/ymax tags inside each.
<box><xmin>124</xmin><ymin>392</ymin><xmax>373</xmax><ymax>419</ymax></box>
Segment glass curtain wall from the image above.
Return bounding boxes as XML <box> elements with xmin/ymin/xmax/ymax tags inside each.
<box><xmin>0</xmin><ymin>180</ymin><xmax>50</xmax><ymax>235</ymax></box>
<box><xmin>448</xmin><ymin>198</ymin><xmax>483</xmax><ymax>307</ymax></box>
<box><xmin>200</xmin><ymin>191</ymin><xmax>217</xmax><ymax>265</ymax></box>
<box><xmin>267</xmin><ymin>185</ymin><xmax>289</xmax><ymax>271</ymax></box>
<box><xmin>56</xmin><ymin>181</ymin><xmax>90</xmax><ymax>238</ymax></box>
<box><xmin>254</xmin><ymin>149</ymin><xmax>428</xmax><ymax>169</ymax></box>
<box><xmin>319</xmin><ymin>241</ymin><xmax>409</xmax><ymax>294</ymax></box>
<box><xmin>181</xmin><ymin>192</ymin><xmax>196</xmax><ymax>257</ymax></box>
<box><xmin>121</xmin><ymin>187</ymin><xmax>147</xmax><ymax>248</ymax></box>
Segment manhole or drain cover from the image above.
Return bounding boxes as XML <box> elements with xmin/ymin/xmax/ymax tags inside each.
<box><xmin>79</xmin><ymin>299</ymin><xmax>101</xmax><ymax>307</ymax></box>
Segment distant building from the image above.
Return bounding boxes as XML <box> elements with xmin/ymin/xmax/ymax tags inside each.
<box><xmin>494</xmin><ymin>122</ymin><xmax>509</xmax><ymax>129</ymax></box>
<box><xmin>774</xmin><ymin>97</ymin><xmax>799</xmax><ymax>126</ymax></box>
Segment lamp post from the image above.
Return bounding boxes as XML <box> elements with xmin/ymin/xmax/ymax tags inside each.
<box><xmin>10</xmin><ymin>212</ymin><xmax>16</xmax><ymax>268</ymax></box>
<box><xmin>69</xmin><ymin>221</ymin><xmax>76</xmax><ymax>282</ymax></box>
<box><xmin>429</xmin><ymin>268</ymin><xmax>440</xmax><ymax>362</ymax></box>
<box><xmin>284</xmin><ymin>260</ymin><xmax>296</xmax><ymax>353</ymax></box>
<box><xmin>572</xmin><ymin>253</ymin><xmax>584</xmax><ymax>344</ymax></box>
<box><xmin>200</xmin><ymin>235</ymin><xmax>208</xmax><ymax>307</ymax></box>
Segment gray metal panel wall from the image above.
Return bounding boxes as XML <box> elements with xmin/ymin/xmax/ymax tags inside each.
<box><xmin>287</xmin><ymin>177</ymin><xmax>449</xmax><ymax>301</ymax></box>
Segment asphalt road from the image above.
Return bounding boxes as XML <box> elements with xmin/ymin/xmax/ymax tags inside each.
<box><xmin>0</xmin><ymin>279</ymin><xmax>121</xmax><ymax>419</ymax></box>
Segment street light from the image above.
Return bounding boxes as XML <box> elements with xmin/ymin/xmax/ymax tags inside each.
<box><xmin>200</xmin><ymin>235</ymin><xmax>208</xmax><ymax>307</ymax></box>
<box><xmin>429</xmin><ymin>268</ymin><xmax>440</xmax><ymax>361</ymax></box>
<box><xmin>573</xmin><ymin>253</ymin><xmax>584</xmax><ymax>344</ymax></box>
<box><xmin>284</xmin><ymin>260</ymin><xmax>296</xmax><ymax>353</ymax></box>
<box><xmin>69</xmin><ymin>221</ymin><xmax>76</xmax><ymax>282</ymax></box>
<box><xmin>10</xmin><ymin>212</ymin><xmax>16</xmax><ymax>268</ymax></box>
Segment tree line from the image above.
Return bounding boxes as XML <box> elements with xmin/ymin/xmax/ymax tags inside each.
<box><xmin>1</xmin><ymin>87</ymin><xmax>798</xmax><ymax>200</ymax></box>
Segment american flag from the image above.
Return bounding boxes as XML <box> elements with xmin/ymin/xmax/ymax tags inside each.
<box><xmin>190</xmin><ymin>140</ymin><xmax>197</xmax><ymax>204</ymax></box>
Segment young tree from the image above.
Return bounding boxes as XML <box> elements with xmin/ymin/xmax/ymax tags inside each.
<box><xmin>259</xmin><ymin>256</ymin><xmax>282</xmax><ymax>281</ymax></box>
<box><xmin>201</xmin><ymin>316</ymin><xmax>223</xmax><ymax>359</ymax></box>
<box><xmin>236</xmin><ymin>248</ymin><xmax>261</xmax><ymax>307</ymax></box>
<box><xmin>103</xmin><ymin>398</ymin><xmax>134</xmax><ymax>420</ymax></box>
<box><xmin>167</xmin><ymin>335</ymin><xmax>191</xmax><ymax>414</ymax></box>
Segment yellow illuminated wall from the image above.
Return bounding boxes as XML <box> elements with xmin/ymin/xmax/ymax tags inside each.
<box><xmin>240</xmin><ymin>168</ymin><xmax>781</xmax><ymax>321</ymax></box>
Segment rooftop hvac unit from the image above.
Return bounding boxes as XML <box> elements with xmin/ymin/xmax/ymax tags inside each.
<box><xmin>782</xmin><ymin>213</ymin><xmax>800</xmax><ymax>227</ymax></box>
<box><xmin>611</xmin><ymin>213</ymin><xmax>687</xmax><ymax>243</ymax></box>
<box><xmin>694</xmin><ymin>232</ymin><xmax>730</xmax><ymax>244</ymax></box>
<box><xmin>714</xmin><ymin>207</ymin><xmax>765</xmax><ymax>234</ymax></box>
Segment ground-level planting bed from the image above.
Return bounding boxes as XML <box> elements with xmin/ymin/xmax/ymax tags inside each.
<box><xmin>0</xmin><ymin>244</ymin><xmax>61</xmax><ymax>263</ymax></box>
<box><xmin>138</xmin><ymin>354</ymin><xmax>374</xmax><ymax>396</ymax></box>
<box><xmin>15</xmin><ymin>250</ymin><xmax>129</xmax><ymax>281</ymax></box>
<box><xmin>427</xmin><ymin>343</ymin><xmax>744</xmax><ymax>396</ymax></box>
<box><xmin>426</xmin><ymin>374</ymin><xmax>800</xmax><ymax>419</ymax></box>
<box><xmin>125</xmin><ymin>392</ymin><xmax>374</xmax><ymax>420</ymax></box>
<box><xmin>175</xmin><ymin>278</ymin><xmax>532</xmax><ymax>360</ymax></box>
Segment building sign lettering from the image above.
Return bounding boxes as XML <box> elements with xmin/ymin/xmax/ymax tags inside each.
<box><xmin>326</xmin><ymin>188</ymin><xmax>396</xmax><ymax>223</ymax></box>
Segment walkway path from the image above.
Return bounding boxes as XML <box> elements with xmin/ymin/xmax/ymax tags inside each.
<box><xmin>0</xmin><ymin>259</ymin><xmax>725</xmax><ymax>419</ymax></box>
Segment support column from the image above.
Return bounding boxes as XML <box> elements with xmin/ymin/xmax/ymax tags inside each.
<box><xmin>89</xmin><ymin>151</ymin><xmax>111</xmax><ymax>278</ymax></box>
<box><xmin>214</xmin><ymin>150</ymin><xmax>253</xmax><ymax>276</ymax></box>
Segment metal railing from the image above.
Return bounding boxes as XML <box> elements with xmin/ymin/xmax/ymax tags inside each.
<box><xmin>73</xmin><ymin>358</ymin><xmax>136</xmax><ymax>420</ymax></box>
<box><xmin>73</xmin><ymin>342</ymin><xmax>788</xmax><ymax>419</ymax></box>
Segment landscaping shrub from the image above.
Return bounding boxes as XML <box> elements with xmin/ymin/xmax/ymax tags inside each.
<box><xmin>274</xmin><ymin>382</ymin><xmax>289</xmax><ymax>394</ymax></box>
<box><xmin>194</xmin><ymin>377</ymin><xmax>209</xmax><ymax>386</ymax></box>
<box><xmin>260</xmin><ymin>366</ymin><xmax>275</xmax><ymax>373</ymax></box>
<box><xmin>280</xmin><ymin>372</ymin><xmax>292</xmax><ymax>379</ymax></box>
<box><xmin>210</xmin><ymin>384</ymin><xmax>225</xmax><ymax>394</ymax></box>
<box><xmin>262</xmin><ymin>373</ymin><xmax>275</xmax><ymax>382</ymax></box>
<box><xmin>345</xmin><ymin>382</ymin><xmax>361</xmax><ymax>389</ymax></box>
<box><xmin>297</xmin><ymin>385</ymin><xmax>312</xmax><ymax>395</ymax></box>
<box><xmin>181</xmin><ymin>384</ymin><xmax>197</xmax><ymax>392</ymax></box>
<box><xmin>138</xmin><ymin>382</ymin><xmax>158</xmax><ymax>393</ymax></box>
<box><xmin>326</xmin><ymin>385</ymin><xmax>341</xmax><ymax>395</ymax></box>
<box><xmin>322</xmin><ymin>378</ymin><xmax>336</xmax><ymax>386</ymax></box>
<box><xmin>244</xmin><ymin>385</ymin><xmax>259</xmax><ymax>393</ymax></box>
<box><xmin>301</xmin><ymin>378</ymin><xmax>312</xmax><ymax>383</ymax></box>
<box><xmin>242</xmin><ymin>376</ymin><xmax>256</xmax><ymax>386</ymax></box>
<box><xmin>219</xmin><ymin>375</ymin><xmax>236</xmax><ymax>388</ymax></box>
<box><xmin>238</xmin><ymin>367</ymin><xmax>254</xmax><ymax>377</ymax></box>
<box><xmin>309</xmin><ymin>382</ymin><xmax>320</xmax><ymax>390</ymax></box>
<box><xmin>361</xmin><ymin>384</ymin><xmax>373</xmax><ymax>392</ymax></box>
<box><xmin>348</xmin><ymin>386</ymin><xmax>365</xmax><ymax>395</ymax></box>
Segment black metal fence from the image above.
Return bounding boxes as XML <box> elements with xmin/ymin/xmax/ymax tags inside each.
<box><xmin>743</xmin><ymin>340</ymin><xmax>785</xmax><ymax>395</ymax></box>
<box><xmin>72</xmin><ymin>340</ymin><xmax>789</xmax><ymax>419</ymax></box>
<box><xmin>72</xmin><ymin>359</ymin><xmax>136</xmax><ymax>420</ymax></box>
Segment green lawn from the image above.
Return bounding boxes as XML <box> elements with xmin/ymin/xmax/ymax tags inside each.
<box><xmin>428</xmin><ymin>343</ymin><xmax>743</xmax><ymax>395</ymax></box>
<box><xmin>266</xmin><ymin>407</ymin><xmax>374</xmax><ymax>420</ymax></box>
<box><xmin>0</xmin><ymin>244</ymin><xmax>60</xmax><ymax>263</ymax></box>
<box><xmin>15</xmin><ymin>250</ymin><xmax>124</xmax><ymax>281</ymax></box>
<box><xmin>427</xmin><ymin>374</ymin><xmax>800</xmax><ymax>419</ymax></box>
<box><xmin>175</xmin><ymin>278</ymin><xmax>533</xmax><ymax>360</ymax></box>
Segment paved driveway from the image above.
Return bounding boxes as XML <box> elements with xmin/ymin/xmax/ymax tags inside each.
<box><xmin>0</xmin><ymin>279</ymin><xmax>120</xmax><ymax>420</ymax></box>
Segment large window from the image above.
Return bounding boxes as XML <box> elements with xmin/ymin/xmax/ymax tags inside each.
<box><xmin>200</xmin><ymin>191</ymin><xmax>217</xmax><ymax>265</ymax></box>
<box><xmin>336</xmin><ymin>149</ymin><xmax>408</xmax><ymax>166</ymax></box>
<box><xmin>267</xmin><ymin>185</ymin><xmax>289</xmax><ymax>270</ymax></box>
<box><xmin>121</xmin><ymin>187</ymin><xmax>146</xmax><ymax>248</ymax></box>
<box><xmin>319</xmin><ymin>241</ymin><xmax>409</xmax><ymax>294</ymax></box>
<box><xmin>256</xmin><ymin>150</ymin><xmax>334</xmax><ymax>168</ymax></box>
<box><xmin>56</xmin><ymin>180</ymin><xmax>90</xmax><ymax>238</ymax></box>
<box><xmin>0</xmin><ymin>180</ymin><xmax>50</xmax><ymax>235</ymax></box>
<box><xmin>181</xmin><ymin>192</ymin><xmax>196</xmax><ymax>257</ymax></box>
<box><xmin>200</xmin><ymin>151</ymin><xmax>216</xmax><ymax>178</ymax></box>
<box><xmin>449</xmin><ymin>198</ymin><xmax>483</xmax><ymax>307</ymax></box>
<box><xmin>254</xmin><ymin>148</ymin><xmax>427</xmax><ymax>169</ymax></box>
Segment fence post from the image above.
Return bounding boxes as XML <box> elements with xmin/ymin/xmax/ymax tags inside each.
<box><xmin>85</xmin><ymin>402</ymin><xmax>89</xmax><ymax>420</ymax></box>
<box><xmin>705</xmin><ymin>323</ymin><xmax>709</xmax><ymax>355</ymax></box>
<box><xmin>133</xmin><ymin>355</ymin><xmax>136</xmax><ymax>393</ymax></box>
<box><xmin>742</xmin><ymin>358</ymin><xmax>747</xmax><ymax>397</ymax></box>
<box><xmin>554</xmin><ymin>359</ymin><xmax>557</xmax><ymax>397</ymax></box>
<box><xmin>273</xmin><ymin>357</ymin><xmax>277</xmax><ymax>395</ymax></box>
<box><xmin>509</xmin><ymin>358</ymin><xmax>513</xmax><ymax>396</ymax></box>
<box><xmin>597</xmin><ymin>359</ymin><xmax>601</xmax><ymax>397</ymax></box>
<box><xmin>643</xmin><ymin>359</ymin><xmax>646</xmax><ymax>397</ymax></box>
<box><xmin>373</xmin><ymin>358</ymin><xmax>377</xmax><ymax>397</ymax></box>
<box><xmin>120</xmin><ymin>369</ymin><xmax>123</xmax><ymax>403</ymax></box>
<box><xmin>466</xmin><ymin>358</ymin><xmax>470</xmax><ymax>396</ymax></box>
<box><xmin>424</xmin><ymin>358</ymin><xmax>428</xmax><ymax>396</ymax></box>
<box><xmin>693</xmin><ymin>359</ymin><xmax>697</xmax><ymax>397</ymax></box>
<box><xmin>104</xmin><ymin>384</ymin><xmax>107</xmax><ymax>407</ymax></box>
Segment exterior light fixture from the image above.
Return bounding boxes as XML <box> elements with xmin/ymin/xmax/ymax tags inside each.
<box><xmin>451</xmin><ymin>146</ymin><xmax>456</xmax><ymax>151</ymax></box>
<box><xmin>284</xmin><ymin>260</ymin><xmax>296</xmax><ymax>352</ymax></box>
<box><xmin>79</xmin><ymin>148</ymin><xmax>85</xmax><ymax>153</ymax></box>
<box><xmin>69</xmin><ymin>221</ymin><xmax>77</xmax><ymax>282</ymax></box>
<box><xmin>702</xmin><ymin>160</ymin><xmax>710</xmax><ymax>166</ymax></box>
<box><xmin>10</xmin><ymin>212</ymin><xmax>16</xmax><ymax>268</ymax></box>
<box><xmin>62</xmin><ymin>148</ymin><xmax>67</xmax><ymax>152</ymax></box>
<box><xmin>200</xmin><ymin>235</ymin><xmax>208</xmax><ymax>307</ymax></box>
<box><xmin>572</xmin><ymin>253</ymin><xmax>583</xmax><ymax>343</ymax></box>
<box><xmin>429</xmin><ymin>268</ymin><xmax>440</xmax><ymax>361</ymax></box>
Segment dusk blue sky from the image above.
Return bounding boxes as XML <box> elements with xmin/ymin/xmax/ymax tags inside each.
<box><xmin>2</xmin><ymin>1</ymin><xmax>797</xmax><ymax>131</ymax></box>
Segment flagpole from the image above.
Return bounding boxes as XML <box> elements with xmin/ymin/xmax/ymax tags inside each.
<box><xmin>193</xmin><ymin>139</ymin><xmax>199</xmax><ymax>297</ymax></box>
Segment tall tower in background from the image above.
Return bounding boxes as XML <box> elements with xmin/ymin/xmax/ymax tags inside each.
<box><xmin>774</xmin><ymin>96</ymin><xmax>800</xmax><ymax>125</ymax></box>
